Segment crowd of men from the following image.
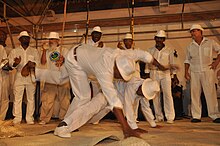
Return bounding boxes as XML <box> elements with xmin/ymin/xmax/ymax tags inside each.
<box><xmin>0</xmin><ymin>24</ymin><xmax>220</xmax><ymax>139</ymax></box>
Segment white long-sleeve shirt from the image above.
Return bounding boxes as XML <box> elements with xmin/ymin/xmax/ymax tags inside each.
<box><xmin>8</xmin><ymin>45</ymin><xmax>40</xmax><ymax>85</ymax></box>
<box><xmin>145</xmin><ymin>46</ymin><xmax>176</xmax><ymax>75</ymax></box>
<box><xmin>184</xmin><ymin>37</ymin><xmax>220</xmax><ymax>72</ymax></box>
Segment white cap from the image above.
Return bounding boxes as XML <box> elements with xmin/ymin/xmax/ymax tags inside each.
<box><xmin>92</xmin><ymin>26</ymin><xmax>102</xmax><ymax>33</ymax></box>
<box><xmin>142</xmin><ymin>78</ymin><xmax>160</xmax><ymax>100</ymax></box>
<box><xmin>18</xmin><ymin>31</ymin><xmax>30</xmax><ymax>39</ymax></box>
<box><xmin>116</xmin><ymin>55</ymin><xmax>135</xmax><ymax>81</ymax></box>
<box><xmin>48</xmin><ymin>32</ymin><xmax>60</xmax><ymax>40</ymax></box>
<box><xmin>190</xmin><ymin>24</ymin><xmax>204</xmax><ymax>31</ymax></box>
<box><xmin>124</xmin><ymin>33</ymin><xmax>133</xmax><ymax>40</ymax></box>
<box><xmin>155</xmin><ymin>30</ymin><xmax>166</xmax><ymax>38</ymax></box>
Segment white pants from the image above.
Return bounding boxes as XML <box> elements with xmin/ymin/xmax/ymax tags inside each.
<box><xmin>139</xmin><ymin>98</ymin><xmax>157</xmax><ymax>127</ymax></box>
<box><xmin>0</xmin><ymin>71</ymin><xmax>10</xmax><ymax>120</ymax></box>
<box><xmin>151</xmin><ymin>72</ymin><xmax>175</xmax><ymax>121</ymax></box>
<box><xmin>13</xmin><ymin>83</ymin><xmax>36</xmax><ymax>122</ymax></box>
<box><xmin>191</xmin><ymin>70</ymin><xmax>220</xmax><ymax>120</ymax></box>
<box><xmin>64</xmin><ymin>58</ymin><xmax>91</xmax><ymax>119</ymax></box>
<box><xmin>64</xmin><ymin>93</ymin><xmax>107</xmax><ymax>132</ymax></box>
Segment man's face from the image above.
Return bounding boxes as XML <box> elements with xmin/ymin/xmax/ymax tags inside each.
<box><xmin>123</xmin><ymin>39</ymin><xmax>133</xmax><ymax>49</ymax></box>
<box><xmin>19</xmin><ymin>36</ymin><xmax>30</xmax><ymax>46</ymax></box>
<box><xmin>113</xmin><ymin>63</ymin><xmax>123</xmax><ymax>80</ymax></box>
<box><xmin>0</xmin><ymin>31</ymin><xmax>7</xmax><ymax>44</ymax></box>
<box><xmin>49</xmin><ymin>39</ymin><xmax>59</xmax><ymax>48</ymax></box>
<box><xmin>190</xmin><ymin>29</ymin><xmax>202</xmax><ymax>40</ymax></box>
<box><xmin>91</xmin><ymin>31</ymin><xmax>102</xmax><ymax>43</ymax></box>
<box><xmin>155</xmin><ymin>36</ymin><xmax>165</xmax><ymax>48</ymax></box>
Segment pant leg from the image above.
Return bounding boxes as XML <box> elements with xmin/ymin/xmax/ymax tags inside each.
<box><xmin>140</xmin><ymin>98</ymin><xmax>157</xmax><ymax>127</ymax></box>
<box><xmin>58</xmin><ymin>83</ymin><xmax>70</xmax><ymax>120</ymax></box>
<box><xmin>133</xmin><ymin>97</ymin><xmax>140</xmax><ymax>121</ymax></box>
<box><xmin>40</xmin><ymin>83</ymin><xmax>56</xmax><ymax>122</ymax></box>
<box><xmin>64</xmin><ymin>59</ymin><xmax>91</xmax><ymax>119</ymax></box>
<box><xmin>201</xmin><ymin>70</ymin><xmax>220</xmax><ymax>119</ymax></box>
<box><xmin>0</xmin><ymin>72</ymin><xmax>10</xmax><ymax>120</ymax></box>
<box><xmin>190</xmin><ymin>72</ymin><xmax>202</xmax><ymax>119</ymax></box>
<box><xmin>13</xmin><ymin>85</ymin><xmax>25</xmax><ymax>121</ymax></box>
<box><xmin>64</xmin><ymin>93</ymin><xmax>108</xmax><ymax>132</ymax></box>
<box><xmin>25</xmin><ymin>83</ymin><xmax>36</xmax><ymax>122</ymax></box>
<box><xmin>161</xmin><ymin>76</ymin><xmax>175</xmax><ymax>121</ymax></box>
<box><xmin>153</xmin><ymin>80</ymin><xmax>164</xmax><ymax>121</ymax></box>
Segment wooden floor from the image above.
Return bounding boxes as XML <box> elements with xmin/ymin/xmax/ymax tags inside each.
<box><xmin>0</xmin><ymin>117</ymin><xmax>220</xmax><ymax>146</ymax></box>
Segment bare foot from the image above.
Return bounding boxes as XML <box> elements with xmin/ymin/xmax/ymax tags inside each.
<box><xmin>134</xmin><ymin>128</ymin><xmax>148</xmax><ymax>134</ymax></box>
<box><xmin>123</xmin><ymin>128</ymin><xmax>141</xmax><ymax>138</ymax></box>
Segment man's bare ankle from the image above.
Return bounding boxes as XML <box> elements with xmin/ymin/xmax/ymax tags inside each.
<box><xmin>58</xmin><ymin>121</ymin><xmax>67</xmax><ymax>127</ymax></box>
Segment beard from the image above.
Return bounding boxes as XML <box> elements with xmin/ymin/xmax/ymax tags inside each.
<box><xmin>49</xmin><ymin>43</ymin><xmax>58</xmax><ymax>49</ymax></box>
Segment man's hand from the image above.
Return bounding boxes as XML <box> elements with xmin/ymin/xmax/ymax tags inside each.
<box><xmin>21</xmin><ymin>64</ymin><xmax>30</xmax><ymax>77</ymax></box>
<box><xmin>98</xmin><ymin>41</ymin><xmax>104</xmax><ymax>48</ymax></box>
<box><xmin>209</xmin><ymin>61</ymin><xmax>219</xmax><ymax>70</ymax></box>
<box><xmin>185</xmin><ymin>72</ymin><xmax>191</xmax><ymax>80</ymax></box>
<box><xmin>42</xmin><ymin>42</ymin><xmax>49</xmax><ymax>50</ymax></box>
<box><xmin>117</xmin><ymin>42</ymin><xmax>125</xmax><ymax>50</ymax></box>
<box><xmin>55</xmin><ymin>55</ymin><xmax>65</xmax><ymax>67</ymax></box>
<box><xmin>27</xmin><ymin>61</ymin><xmax>36</xmax><ymax>68</ymax></box>
<box><xmin>13</xmin><ymin>56</ymin><xmax>21</xmax><ymax>67</ymax></box>
<box><xmin>134</xmin><ymin>128</ymin><xmax>148</xmax><ymax>134</ymax></box>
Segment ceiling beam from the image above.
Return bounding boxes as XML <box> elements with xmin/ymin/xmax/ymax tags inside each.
<box><xmin>1</xmin><ymin>10</ymin><xmax>220</xmax><ymax>34</ymax></box>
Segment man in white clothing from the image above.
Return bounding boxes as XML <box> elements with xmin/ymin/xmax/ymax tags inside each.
<box><xmin>8</xmin><ymin>31</ymin><xmax>40</xmax><ymax>124</ymax></box>
<box><xmin>125</xmin><ymin>77</ymin><xmax>160</xmax><ymax>129</ymax></box>
<box><xmin>145</xmin><ymin>30</ymin><xmax>176</xmax><ymax>124</ymax></box>
<box><xmin>54</xmin><ymin>44</ymin><xmax>169</xmax><ymax>138</ymax></box>
<box><xmin>39</xmin><ymin>32</ymin><xmax>70</xmax><ymax>125</ymax></box>
<box><xmin>87</xmin><ymin>26</ymin><xmax>105</xmax><ymax>48</ymax></box>
<box><xmin>117</xmin><ymin>33</ymin><xmax>158</xmax><ymax>127</ymax></box>
<box><xmin>184</xmin><ymin>24</ymin><xmax>220</xmax><ymax>123</ymax></box>
<box><xmin>0</xmin><ymin>30</ymin><xmax>9</xmax><ymax>120</ymax></box>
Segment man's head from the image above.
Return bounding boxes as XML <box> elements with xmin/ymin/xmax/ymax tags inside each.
<box><xmin>154</xmin><ymin>30</ymin><xmax>166</xmax><ymax>49</ymax></box>
<box><xmin>123</xmin><ymin>33</ymin><xmax>133</xmax><ymax>49</ymax></box>
<box><xmin>48</xmin><ymin>32</ymin><xmax>60</xmax><ymax>48</ymax></box>
<box><xmin>91</xmin><ymin>26</ymin><xmax>102</xmax><ymax>43</ymax></box>
<box><xmin>0</xmin><ymin>30</ymin><xmax>7</xmax><ymax>47</ymax></box>
<box><xmin>136</xmin><ymin>78</ymin><xmax>160</xmax><ymax>100</ymax></box>
<box><xmin>189</xmin><ymin>24</ymin><xmax>203</xmax><ymax>40</ymax></box>
<box><xmin>114</xmin><ymin>55</ymin><xmax>135</xmax><ymax>81</ymax></box>
<box><xmin>18</xmin><ymin>31</ymin><xmax>30</xmax><ymax>47</ymax></box>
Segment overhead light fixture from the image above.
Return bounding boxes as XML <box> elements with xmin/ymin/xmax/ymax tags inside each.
<box><xmin>73</xmin><ymin>24</ymin><xmax>78</xmax><ymax>32</ymax></box>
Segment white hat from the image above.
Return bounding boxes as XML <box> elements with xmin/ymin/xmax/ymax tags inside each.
<box><xmin>18</xmin><ymin>31</ymin><xmax>30</xmax><ymax>39</ymax></box>
<box><xmin>190</xmin><ymin>24</ymin><xmax>204</xmax><ymax>31</ymax></box>
<box><xmin>116</xmin><ymin>55</ymin><xmax>135</xmax><ymax>81</ymax></box>
<box><xmin>92</xmin><ymin>26</ymin><xmax>102</xmax><ymax>33</ymax></box>
<box><xmin>155</xmin><ymin>30</ymin><xmax>166</xmax><ymax>38</ymax></box>
<box><xmin>142</xmin><ymin>78</ymin><xmax>160</xmax><ymax>100</ymax></box>
<box><xmin>48</xmin><ymin>32</ymin><xmax>60</xmax><ymax>39</ymax></box>
<box><xmin>124</xmin><ymin>33</ymin><xmax>133</xmax><ymax>40</ymax></box>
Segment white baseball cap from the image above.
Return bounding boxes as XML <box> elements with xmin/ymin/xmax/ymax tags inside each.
<box><xmin>124</xmin><ymin>33</ymin><xmax>133</xmax><ymax>40</ymax></box>
<box><xmin>18</xmin><ymin>31</ymin><xmax>30</xmax><ymax>39</ymax></box>
<box><xmin>92</xmin><ymin>26</ymin><xmax>102</xmax><ymax>33</ymax></box>
<box><xmin>116</xmin><ymin>55</ymin><xmax>135</xmax><ymax>81</ymax></box>
<box><xmin>48</xmin><ymin>32</ymin><xmax>60</xmax><ymax>40</ymax></box>
<box><xmin>141</xmin><ymin>78</ymin><xmax>160</xmax><ymax>100</ymax></box>
<box><xmin>155</xmin><ymin>30</ymin><xmax>166</xmax><ymax>38</ymax></box>
<box><xmin>190</xmin><ymin>24</ymin><xmax>204</xmax><ymax>31</ymax></box>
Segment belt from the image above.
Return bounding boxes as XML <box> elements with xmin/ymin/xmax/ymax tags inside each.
<box><xmin>73</xmin><ymin>46</ymin><xmax>79</xmax><ymax>61</ymax></box>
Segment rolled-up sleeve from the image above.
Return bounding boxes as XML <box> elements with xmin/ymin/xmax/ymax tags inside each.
<box><xmin>184</xmin><ymin>46</ymin><xmax>191</xmax><ymax>64</ymax></box>
<box><xmin>124</xmin><ymin>49</ymin><xmax>154</xmax><ymax>64</ymax></box>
